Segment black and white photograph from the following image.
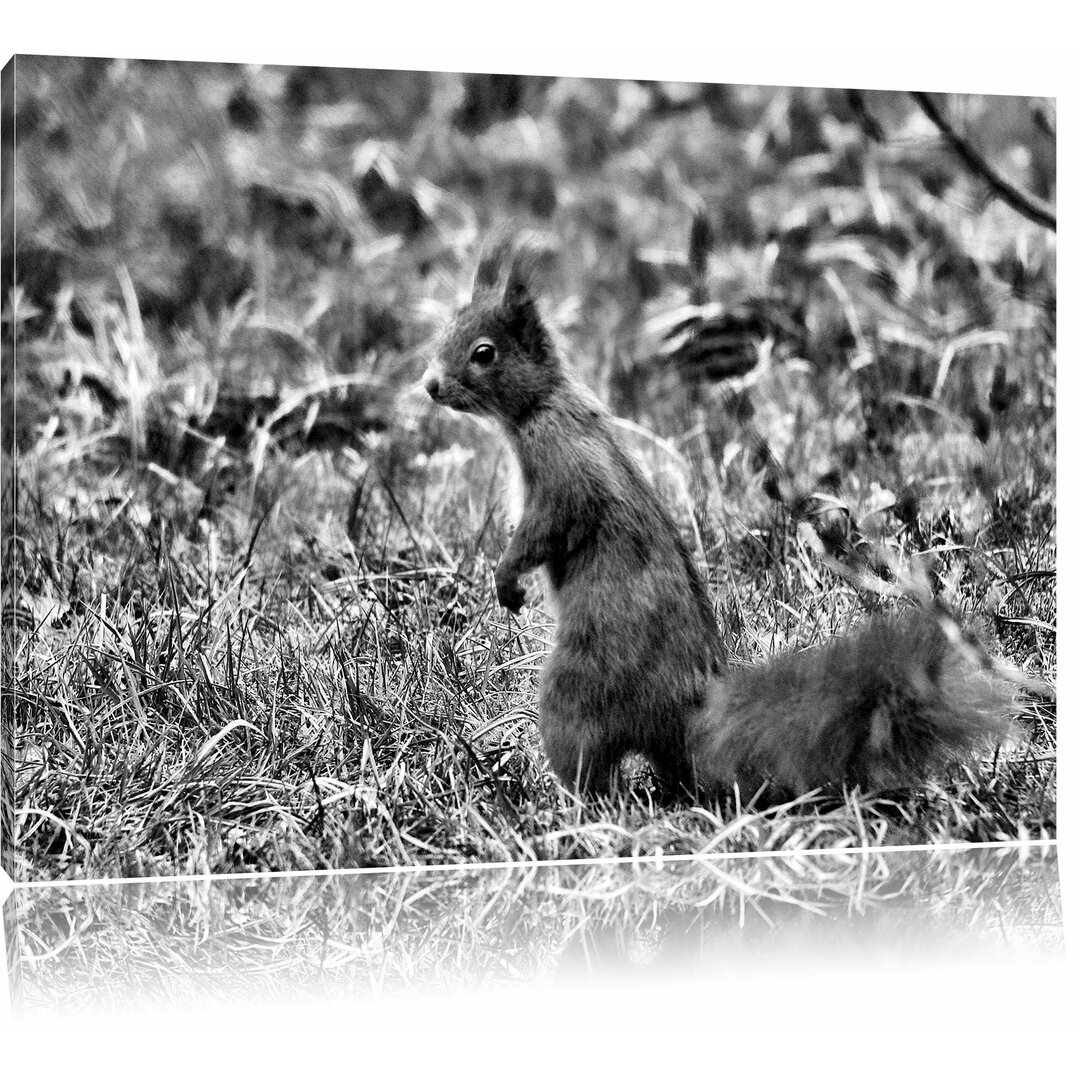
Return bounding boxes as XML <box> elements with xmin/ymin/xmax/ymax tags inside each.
<box><xmin>0</xmin><ymin>9</ymin><xmax>1067</xmax><ymax>1066</ymax></box>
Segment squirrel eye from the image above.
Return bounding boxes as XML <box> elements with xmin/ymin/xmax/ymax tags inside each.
<box><xmin>470</xmin><ymin>340</ymin><xmax>496</xmax><ymax>365</ymax></box>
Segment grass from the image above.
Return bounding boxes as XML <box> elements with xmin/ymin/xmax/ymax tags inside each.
<box><xmin>3</xmin><ymin>60</ymin><xmax>1056</xmax><ymax>880</ymax></box>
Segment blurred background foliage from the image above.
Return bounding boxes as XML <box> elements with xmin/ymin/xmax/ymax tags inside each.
<box><xmin>3</xmin><ymin>58</ymin><xmax>1054</xmax><ymax>468</ymax></box>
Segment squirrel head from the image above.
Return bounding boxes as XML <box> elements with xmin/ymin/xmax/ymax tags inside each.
<box><xmin>423</xmin><ymin>231</ymin><xmax>563</xmax><ymax>425</ymax></box>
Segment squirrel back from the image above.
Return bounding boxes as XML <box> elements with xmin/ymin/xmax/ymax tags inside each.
<box><xmin>424</xmin><ymin>231</ymin><xmax>1016</xmax><ymax>799</ymax></box>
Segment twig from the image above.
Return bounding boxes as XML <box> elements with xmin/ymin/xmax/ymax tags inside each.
<box><xmin>1032</xmin><ymin>103</ymin><xmax>1055</xmax><ymax>142</ymax></box>
<box><xmin>911</xmin><ymin>91</ymin><xmax>1056</xmax><ymax>232</ymax></box>
<box><xmin>844</xmin><ymin>89</ymin><xmax>886</xmax><ymax>143</ymax></box>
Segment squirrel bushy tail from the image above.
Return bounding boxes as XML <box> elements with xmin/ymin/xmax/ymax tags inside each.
<box><xmin>690</xmin><ymin>609</ymin><xmax>1017</xmax><ymax>800</ymax></box>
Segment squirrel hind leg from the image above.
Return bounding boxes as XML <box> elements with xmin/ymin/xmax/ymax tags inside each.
<box><xmin>539</xmin><ymin>714</ymin><xmax>627</xmax><ymax>795</ymax></box>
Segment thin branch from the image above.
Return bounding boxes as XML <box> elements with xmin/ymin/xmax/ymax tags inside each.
<box><xmin>911</xmin><ymin>91</ymin><xmax>1056</xmax><ymax>232</ymax></box>
<box><xmin>844</xmin><ymin>89</ymin><xmax>886</xmax><ymax>144</ymax></box>
<box><xmin>1032</xmin><ymin>103</ymin><xmax>1055</xmax><ymax>142</ymax></box>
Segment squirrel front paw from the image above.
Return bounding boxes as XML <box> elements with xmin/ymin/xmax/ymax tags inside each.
<box><xmin>495</xmin><ymin>573</ymin><xmax>526</xmax><ymax>614</ymax></box>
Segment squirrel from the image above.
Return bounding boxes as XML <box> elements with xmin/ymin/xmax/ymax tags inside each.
<box><xmin>422</xmin><ymin>231</ymin><xmax>1017</xmax><ymax>800</ymax></box>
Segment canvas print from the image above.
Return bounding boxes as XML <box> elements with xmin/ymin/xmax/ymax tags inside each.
<box><xmin>1</xmin><ymin>58</ymin><xmax>1056</xmax><ymax>881</ymax></box>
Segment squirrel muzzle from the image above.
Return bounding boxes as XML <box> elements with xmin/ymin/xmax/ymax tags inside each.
<box><xmin>421</xmin><ymin>362</ymin><xmax>444</xmax><ymax>402</ymax></box>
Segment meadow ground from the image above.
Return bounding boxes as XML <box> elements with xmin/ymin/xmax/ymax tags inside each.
<box><xmin>2</xmin><ymin>60</ymin><xmax>1056</xmax><ymax>879</ymax></box>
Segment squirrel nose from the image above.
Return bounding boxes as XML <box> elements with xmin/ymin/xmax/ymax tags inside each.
<box><xmin>422</xmin><ymin>363</ymin><xmax>442</xmax><ymax>400</ymax></box>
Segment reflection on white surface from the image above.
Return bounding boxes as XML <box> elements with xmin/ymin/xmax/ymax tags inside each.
<box><xmin>4</xmin><ymin>842</ymin><xmax>1061</xmax><ymax>1015</ymax></box>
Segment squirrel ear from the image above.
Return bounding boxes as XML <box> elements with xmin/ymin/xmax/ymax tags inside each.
<box><xmin>502</xmin><ymin>255</ymin><xmax>546</xmax><ymax>354</ymax></box>
<box><xmin>499</xmin><ymin>233</ymin><xmax>546</xmax><ymax>318</ymax></box>
<box><xmin>473</xmin><ymin>231</ymin><xmax>517</xmax><ymax>295</ymax></box>
<box><xmin>472</xmin><ymin>229</ymin><xmax>553</xmax><ymax>354</ymax></box>
<box><xmin>502</xmin><ymin>286</ymin><xmax>547</xmax><ymax>353</ymax></box>
<box><xmin>502</xmin><ymin>256</ymin><xmax>535</xmax><ymax>312</ymax></box>
<box><xmin>473</xmin><ymin>228</ymin><xmax>551</xmax><ymax>300</ymax></box>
